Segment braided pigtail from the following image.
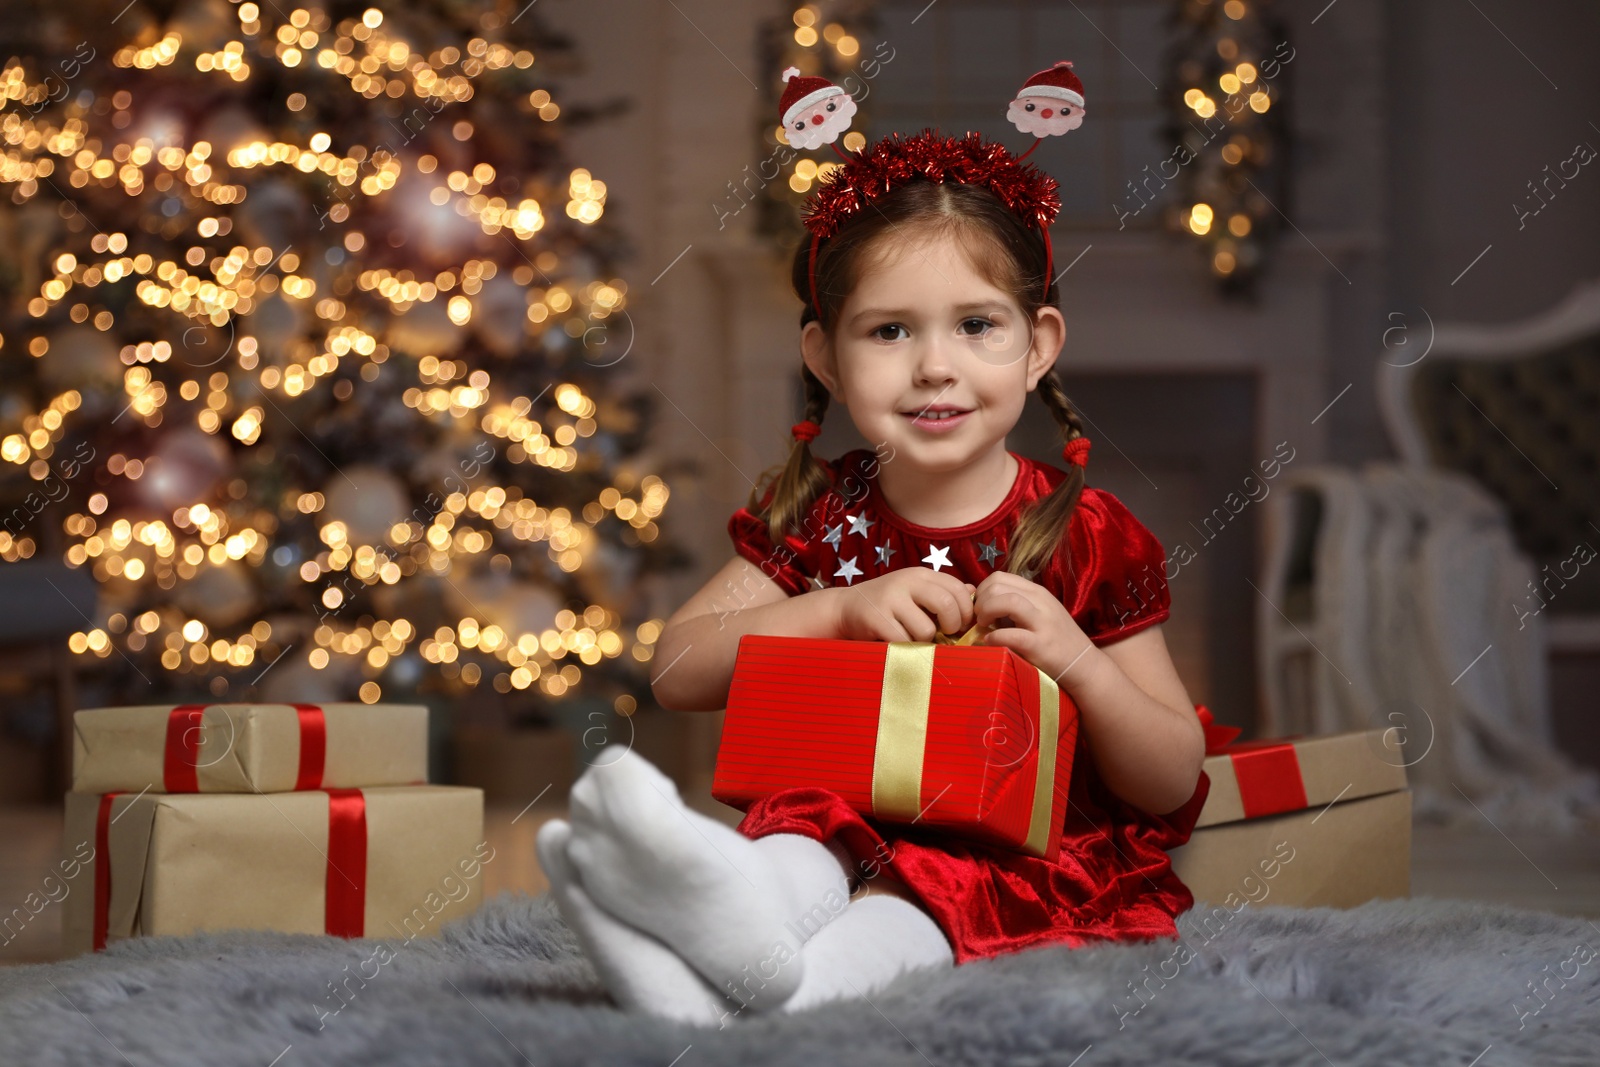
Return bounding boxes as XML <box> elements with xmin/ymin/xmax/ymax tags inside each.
<box><xmin>748</xmin><ymin>362</ymin><xmax>835</xmax><ymax>542</ymax></box>
<box><xmin>1006</xmin><ymin>369</ymin><xmax>1091</xmax><ymax>582</ymax></box>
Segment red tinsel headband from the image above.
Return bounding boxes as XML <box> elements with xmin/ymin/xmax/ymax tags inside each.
<box><xmin>780</xmin><ymin>60</ymin><xmax>1087</xmax><ymax>326</ymax></box>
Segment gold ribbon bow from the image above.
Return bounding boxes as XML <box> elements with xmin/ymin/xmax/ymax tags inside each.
<box><xmin>932</xmin><ymin>622</ymin><xmax>985</xmax><ymax>646</ymax></box>
<box><xmin>870</xmin><ymin>622</ymin><xmax>1063</xmax><ymax>857</ymax></box>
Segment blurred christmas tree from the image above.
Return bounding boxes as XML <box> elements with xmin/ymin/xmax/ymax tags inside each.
<box><xmin>0</xmin><ymin>0</ymin><xmax>689</xmax><ymax>723</ymax></box>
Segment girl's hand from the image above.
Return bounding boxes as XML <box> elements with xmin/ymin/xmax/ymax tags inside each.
<box><xmin>973</xmin><ymin>570</ymin><xmax>1098</xmax><ymax>689</ymax></box>
<box><xmin>835</xmin><ymin>567</ymin><xmax>977</xmax><ymax>643</ymax></box>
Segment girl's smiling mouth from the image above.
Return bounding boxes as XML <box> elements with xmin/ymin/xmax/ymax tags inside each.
<box><xmin>900</xmin><ymin>404</ymin><xmax>972</xmax><ymax>431</ymax></box>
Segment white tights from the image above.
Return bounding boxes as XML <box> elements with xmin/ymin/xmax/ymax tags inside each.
<box><xmin>742</xmin><ymin>833</ymin><xmax>956</xmax><ymax>1015</ymax></box>
<box><xmin>533</xmin><ymin>749</ymin><xmax>954</xmax><ymax>1025</ymax></box>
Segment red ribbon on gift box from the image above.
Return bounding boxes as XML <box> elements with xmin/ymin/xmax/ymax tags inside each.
<box><xmin>91</xmin><ymin>791</ymin><xmax>120</xmax><ymax>953</ymax></box>
<box><xmin>1195</xmin><ymin>703</ymin><xmax>1242</xmax><ymax>754</ymax></box>
<box><xmin>91</xmin><ymin>786</ymin><xmax>368</xmax><ymax>951</ymax></box>
<box><xmin>161</xmin><ymin>707</ymin><xmax>202</xmax><ymax>792</ymax></box>
<box><xmin>322</xmin><ymin>787</ymin><xmax>368</xmax><ymax>937</ymax></box>
<box><xmin>162</xmin><ymin>703</ymin><xmax>328</xmax><ymax>792</ymax></box>
<box><xmin>1194</xmin><ymin>704</ymin><xmax>1309</xmax><ymax>819</ymax></box>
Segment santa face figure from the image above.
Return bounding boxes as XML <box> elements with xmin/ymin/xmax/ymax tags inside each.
<box><xmin>787</xmin><ymin>93</ymin><xmax>858</xmax><ymax>150</ymax></box>
<box><xmin>1006</xmin><ymin>93</ymin><xmax>1085</xmax><ymax>137</ymax></box>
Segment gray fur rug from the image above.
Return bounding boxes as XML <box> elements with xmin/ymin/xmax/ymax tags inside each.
<box><xmin>2</xmin><ymin>892</ymin><xmax>1596</xmax><ymax>1066</ymax></box>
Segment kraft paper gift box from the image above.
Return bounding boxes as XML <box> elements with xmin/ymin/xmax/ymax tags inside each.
<box><xmin>712</xmin><ymin>624</ymin><xmax>1079</xmax><ymax>862</ymax></box>
<box><xmin>72</xmin><ymin>702</ymin><xmax>429</xmax><ymax>794</ymax></box>
<box><xmin>62</xmin><ymin>785</ymin><xmax>486</xmax><ymax>956</ymax></box>
<box><xmin>1165</xmin><ymin>710</ymin><xmax>1411</xmax><ymax>910</ymax></box>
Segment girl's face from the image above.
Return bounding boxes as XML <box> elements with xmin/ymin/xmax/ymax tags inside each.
<box><xmin>801</xmin><ymin>227</ymin><xmax>1064</xmax><ymax>471</ymax></box>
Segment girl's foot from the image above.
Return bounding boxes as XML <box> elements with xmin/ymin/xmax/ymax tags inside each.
<box><xmin>534</xmin><ymin>818</ymin><xmax>739</xmax><ymax>1026</ymax></box>
<box><xmin>562</xmin><ymin>747</ymin><xmax>807</xmax><ymax>1010</ymax></box>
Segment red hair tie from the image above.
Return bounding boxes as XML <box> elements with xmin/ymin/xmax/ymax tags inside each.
<box><xmin>1062</xmin><ymin>437</ymin><xmax>1091</xmax><ymax>467</ymax></box>
<box><xmin>791</xmin><ymin>420</ymin><xmax>822</xmax><ymax>443</ymax></box>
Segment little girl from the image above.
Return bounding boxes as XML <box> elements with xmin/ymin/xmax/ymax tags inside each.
<box><xmin>534</xmin><ymin>62</ymin><xmax>1210</xmax><ymax>1027</ymax></box>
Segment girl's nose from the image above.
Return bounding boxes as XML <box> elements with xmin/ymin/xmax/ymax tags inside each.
<box><xmin>914</xmin><ymin>338</ymin><xmax>957</xmax><ymax>384</ymax></box>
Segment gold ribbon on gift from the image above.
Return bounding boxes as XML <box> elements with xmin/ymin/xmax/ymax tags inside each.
<box><xmin>871</xmin><ymin>622</ymin><xmax>1063</xmax><ymax>856</ymax></box>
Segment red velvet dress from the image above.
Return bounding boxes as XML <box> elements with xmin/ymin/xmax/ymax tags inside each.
<box><xmin>724</xmin><ymin>448</ymin><xmax>1211</xmax><ymax>965</ymax></box>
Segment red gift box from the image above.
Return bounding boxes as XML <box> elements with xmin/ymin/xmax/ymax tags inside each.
<box><xmin>713</xmin><ymin>626</ymin><xmax>1079</xmax><ymax>862</ymax></box>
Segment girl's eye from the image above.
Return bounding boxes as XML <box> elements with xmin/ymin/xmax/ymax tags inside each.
<box><xmin>872</xmin><ymin>324</ymin><xmax>907</xmax><ymax>342</ymax></box>
<box><xmin>959</xmin><ymin>318</ymin><xmax>994</xmax><ymax>336</ymax></box>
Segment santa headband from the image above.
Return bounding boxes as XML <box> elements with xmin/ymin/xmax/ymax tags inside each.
<box><xmin>781</xmin><ymin>60</ymin><xmax>1088</xmax><ymax>324</ymax></box>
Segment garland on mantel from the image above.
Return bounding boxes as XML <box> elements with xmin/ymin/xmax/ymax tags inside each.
<box><xmin>1160</xmin><ymin>0</ymin><xmax>1293</xmax><ymax>296</ymax></box>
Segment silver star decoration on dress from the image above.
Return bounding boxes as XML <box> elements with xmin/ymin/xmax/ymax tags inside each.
<box><xmin>978</xmin><ymin>537</ymin><xmax>1005</xmax><ymax>566</ymax></box>
<box><xmin>833</xmin><ymin>556</ymin><xmax>863</xmax><ymax>585</ymax></box>
<box><xmin>874</xmin><ymin>542</ymin><xmax>898</xmax><ymax>567</ymax></box>
<box><xmin>822</xmin><ymin>522</ymin><xmax>844</xmax><ymax>548</ymax></box>
<box><xmin>922</xmin><ymin>544</ymin><xmax>953</xmax><ymax>572</ymax></box>
<box><xmin>846</xmin><ymin>512</ymin><xmax>876</xmax><ymax>539</ymax></box>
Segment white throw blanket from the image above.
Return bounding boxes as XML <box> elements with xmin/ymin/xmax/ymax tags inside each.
<box><xmin>1277</xmin><ymin>463</ymin><xmax>1600</xmax><ymax>833</ymax></box>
